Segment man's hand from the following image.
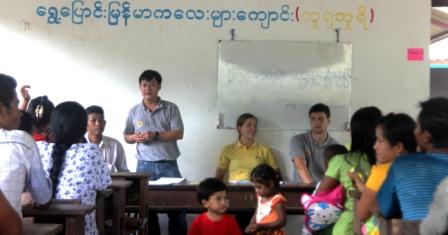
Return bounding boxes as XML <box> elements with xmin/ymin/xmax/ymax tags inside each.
<box><xmin>139</xmin><ymin>131</ymin><xmax>156</xmax><ymax>142</ymax></box>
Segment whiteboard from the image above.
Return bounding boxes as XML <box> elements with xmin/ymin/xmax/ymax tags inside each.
<box><xmin>217</xmin><ymin>41</ymin><xmax>352</xmax><ymax>130</ymax></box>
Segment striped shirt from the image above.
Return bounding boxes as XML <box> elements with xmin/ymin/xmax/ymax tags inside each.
<box><xmin>377</xmin><ymin>153</ymin><xmax>448</xmax><ymax>220</ymax></box>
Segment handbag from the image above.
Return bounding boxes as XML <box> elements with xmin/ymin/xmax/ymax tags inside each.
<box><xmin>301</xmin><ymin>184</ymin><xmax>346</xmax><ymax>233</ymax></box>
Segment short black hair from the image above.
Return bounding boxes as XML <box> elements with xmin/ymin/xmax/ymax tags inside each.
<box><xmin>139</xmin><ymin>69</ymin><xmax>162</xmax><ymax>86</ymax></box>
<box><xmin>418</xmin><ymin>97</ymin><xmax>448</xmax><ymax>148</ymax></box>
<box><xmin>309</xmin><ymin>103</ymin><xmax>330</xmax><ymax>118</ymax></box>
<box><xmin>86</xmin><ymin>105</ymin><xmax>104</xmax><ymax>116</ymax></box>
<box><xmin>197</xmin><ymin>178</ymin><xmax>227</xmax><ymax>204</ymax></box>
<box><xmin>0</xmin><ymin>74</ymin><xmax>17</xmax><ymax>109</ymax></box>
<box><xmin>377</xmin><ymin>113</ymin><xmax>417</xmax><ymax>153</ymax></box>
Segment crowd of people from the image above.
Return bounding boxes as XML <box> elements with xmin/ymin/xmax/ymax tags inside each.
<box><xmin>1</xmin><ymin>69</ymin><xmax>448</xmax><ymax>235</ymax></box>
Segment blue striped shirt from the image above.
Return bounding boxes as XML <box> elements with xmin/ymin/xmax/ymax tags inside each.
<box><xmin>377</xmin><ymin>153</ymin><xmax>448</xmax><ymax>220</ymax></box>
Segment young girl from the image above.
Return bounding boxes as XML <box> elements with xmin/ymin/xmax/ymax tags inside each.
<box><xmin>245</xmin><ymin>164</ymin><xmax>287</xmax><ymax>235</ymax></box>
<box><xmin>349</xmin><ymin>113</ymin><xmax>416</xmax><ymax>235</ymax></box>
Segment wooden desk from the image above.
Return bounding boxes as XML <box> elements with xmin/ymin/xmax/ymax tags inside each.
<box><xmin>111</xmin><ymin>172</ymin><xmax>150</xmax><ymax>213</ymax></box>
<box><xmin>108</xmin><ymin>180</ymin><xmax>132</xmax><ymax>235</ymax></box>
<box><xmin>96</xmin><ymin>189</ymin><xmax>113</xmax><ymax>235</ymax></box>
<box><xmin>148</xmin><ymin>183</ymin><xmax>315</xmax><ymax>214</ymax></box>
<box><xmin>22</xmin><ymin>203</ymin><xmax>95</xmax><ymax>235</ymax></box>
<box><xmin>111</xmin><ymin>172</ymin><xmax>150</xmax><ymax>235</ymax></box>
<box><xmin>23</xmin><ymin>218</ymin><xmax>63</xmax><ymax>235</ymax></box>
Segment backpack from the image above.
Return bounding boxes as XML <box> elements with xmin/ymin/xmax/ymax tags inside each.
<box><xmin>301</xmin><ymin>184</ymin><xmax>346</xmax><ymax>233</ymax></box>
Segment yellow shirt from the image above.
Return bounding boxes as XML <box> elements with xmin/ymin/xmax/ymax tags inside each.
<box><xmin>218</xmin><ymin>141</ymin><xmax>279</xmax><ymax>181</ymax></box>
<box><xmin>365</xmin><ymin>162</ymin><xmax>392</xmax><ymax>192</ymax></box>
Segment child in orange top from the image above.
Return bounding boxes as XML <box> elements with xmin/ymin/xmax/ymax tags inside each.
<box><xmin>245</xmin><ymin>164</ymin><xmax>287</xmax><ymax>235</ymax></box>
<box><xmin>188</xmin><ymin>178</ymin><xmax>241</xmax><ymax>235</ymax></box>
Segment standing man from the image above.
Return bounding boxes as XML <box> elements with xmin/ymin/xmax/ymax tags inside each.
<box><xmin>124</xmin><ymin>69</ymin><xmax>185</xmax><ymax>235</ymax></box>
<box><xmin>290</xmin><ymin>103</ymin><xmax>338</xmax><ymax>183</ymax></box>
<box><xmin>85</xmin><ymin>105</ymin><xmax>129</xmax><ymax>172</ymax></box>
<box><xmin>0</xmin><ymin>74</ymin><xmax>52</xmax><ymax>215</ymax></box>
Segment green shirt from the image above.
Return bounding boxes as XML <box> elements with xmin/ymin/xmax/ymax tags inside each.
<box><xmin>325</xmin><ymin>152</ymin><xmax>371</xmax><ymax>235</ymax></box>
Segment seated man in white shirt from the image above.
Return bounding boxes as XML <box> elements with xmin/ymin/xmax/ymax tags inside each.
<box><xmin>0</xmin><ymin>74</ymin><xmax>52</xmax><ymax>215</ymax></box>
<box><xmin>85</xmin><ymin>105</ymin><xmax>129</xmax><ymax>172</ymax></box>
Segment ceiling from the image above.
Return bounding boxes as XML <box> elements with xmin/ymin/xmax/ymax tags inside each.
<box><xmin>432</xmin><ymin>8</ymin><xmax>448</xmax><ymax>43</ymax></box>
<box><xmin>432</xmin><ymin>0</ymin><xmax>448</xmax><ymax>43</ymax></box>
<box><xmin>431</xmin><ymin>1</ymin><xmax>448</xmax><ymax>63</ymax></box>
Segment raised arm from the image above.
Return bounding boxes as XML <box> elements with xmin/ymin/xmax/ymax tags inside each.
<box><xmin>18</xmin><ymin>85</ymin><xmax>31</xmax><ymax>111</ymax></box>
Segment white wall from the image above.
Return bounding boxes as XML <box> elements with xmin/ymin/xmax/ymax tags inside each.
<box><xmin>0</xmin><ymin>0</ymin><xmax>430</xmax><ymax>233</ymax></box>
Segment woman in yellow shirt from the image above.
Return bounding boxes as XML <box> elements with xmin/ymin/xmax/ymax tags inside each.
<box><xmin>350</xmin><ymin>113</ymin><xmax>417</xmax><ymax>234</ymax></box>
<box><xmin>215</xmin><ymin>113</ymin><xmax>280</xmax><ymax>182</ymax></box>
<box><xmin>215</xmin><ymin>113</ymin><xmax>281</xmax><ymax>231</ymax></box>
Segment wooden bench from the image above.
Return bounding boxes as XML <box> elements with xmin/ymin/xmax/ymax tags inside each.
<box><xmin>22</xmin><ymin>202</ymin><xmax>95</xmax><ymax>235</ymax></box>
<box><xmin>96</xmin><ymin>189</ymin><xmax>113</xmax><ymax>235</ymax></box>
<box><xmin>23</xmin><ymin>218</ymin><xmax>63</xmax><ymax>235</ymax></box>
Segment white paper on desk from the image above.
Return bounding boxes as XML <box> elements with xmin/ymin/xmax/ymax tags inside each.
<box><xmin>148</xmin><ymin>177</ymin><xmax>186</xmax><ymax>185</ymax></box>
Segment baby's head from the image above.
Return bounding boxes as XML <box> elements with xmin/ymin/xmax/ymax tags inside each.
<box><xmin>197</xmin><ymin>178</ymin><xmax>229</xmax><ymax>215</ymax></box>
<box><xmin>323</xmin><ymin>144</ymin><xmax>348</xmax><ymax>168</ymax></box>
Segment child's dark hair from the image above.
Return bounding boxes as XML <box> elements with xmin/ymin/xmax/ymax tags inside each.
<box><xmin>26</xmin><ymin>96</ymin><xmax>54</xmax><ymax>129</ymax></box>
<box><xmin>250</xmin><ymin>164</ymin><xmax>280</xmax><ymax>191</ymax></box>
<box><xmin>324</xmin><ymin>144</ymin><xmax>348</xmax><ymax>167</ymax></box>
<box><xmin>197</xmin><ymin>178</ymin><xmax>227</xmax><ymax>204</ymax></box>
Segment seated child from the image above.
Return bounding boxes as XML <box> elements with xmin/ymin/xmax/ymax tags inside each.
<box><xmin>245</xmin><ymin>164</ymin><xmax>287</xmax><ymax>235</ymax></box>
<box><xmin>188</xmin><ymin>178</ymin><xmax>241</xmax><ymax>235</ymax></box>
